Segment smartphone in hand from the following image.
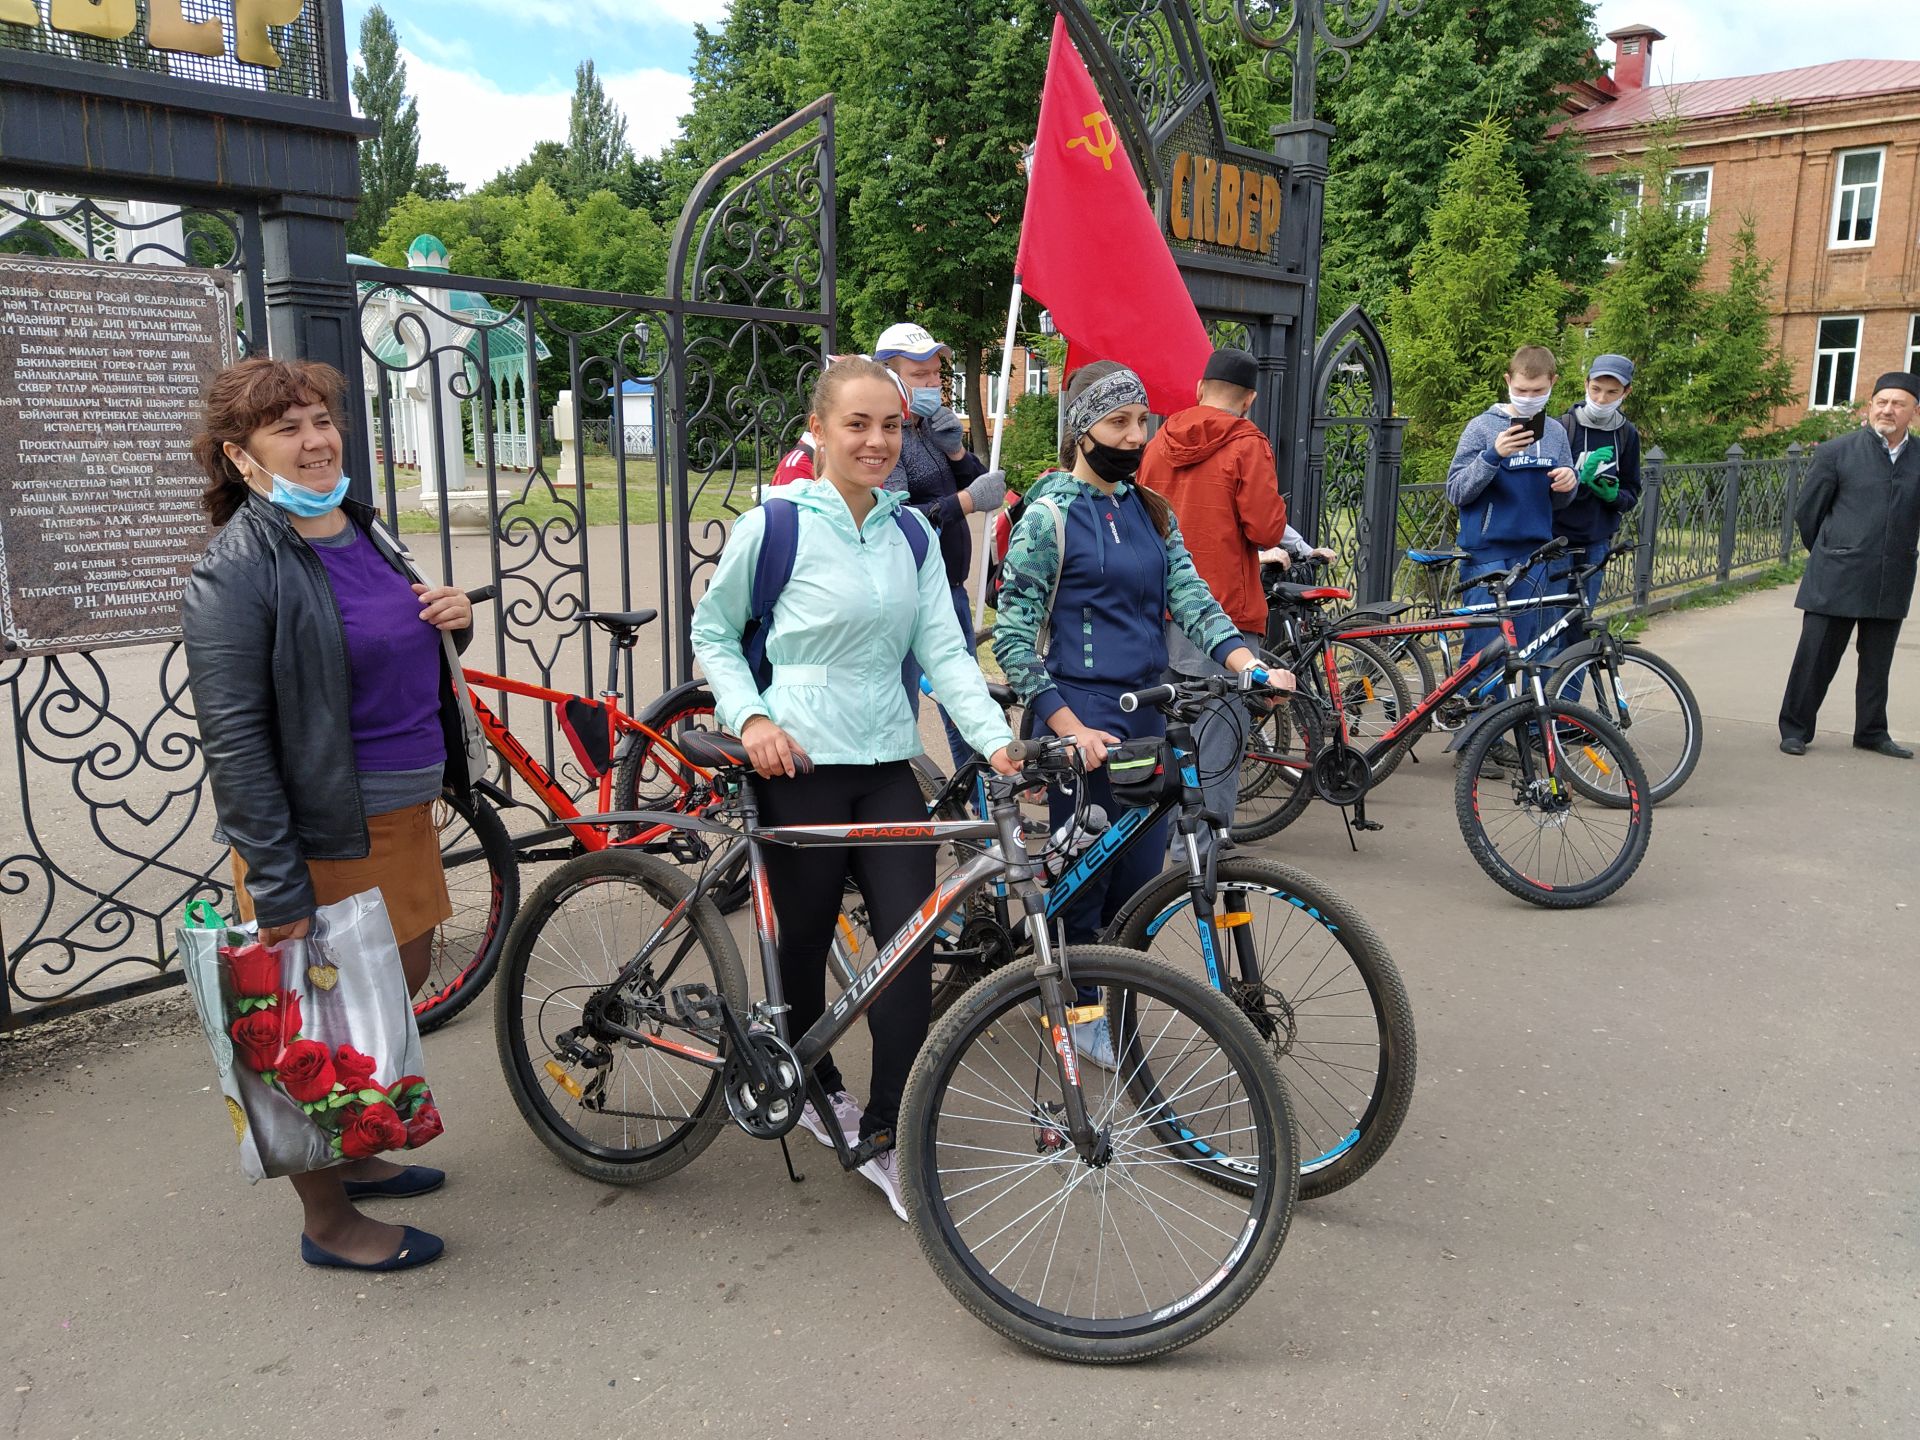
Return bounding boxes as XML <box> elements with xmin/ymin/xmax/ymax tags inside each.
<box><xmin>1507</xmin><ymin>411</ymin><xmax>1547</xmax><ymax>442</ymax></box>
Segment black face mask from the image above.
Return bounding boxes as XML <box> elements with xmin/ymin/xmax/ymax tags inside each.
<box><xmin>1082</xmin><ymin>439</ymin><xmax>1143</xmax><ymax>485</ymax></box>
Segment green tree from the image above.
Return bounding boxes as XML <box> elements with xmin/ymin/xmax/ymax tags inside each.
<box><xmin>1385</xmin><ymin>117</ymin><xmax>1568</xmax><ymax>483</ymax></box>
<box><xmin>1000</xmin><ymin>388</ymin><xmax>1060</xmax><ymax>490</ymax></box>
<box><xmin>1583</xmin><ymin>136</ymin><xmax>1708</xmax><ymax>451</ymax></box>
<box><xmin>410</xmin><ymin>163</ymin><xmax>464</xmax><ymax>203</ymax></box>
<box><xmin>348</xmin><ymin>6</ymin><xmax>420</xmax><ymax>253</ymax></box>
<box><xmin>659</xmin><ymin>0</ymin><xmax>801</xmax><ymax>219</ymax></box>
<box><xmin>565</xmin><ymin>60</ymin><xmax>634</xmax><ymax>201</ymax></box>
<box><xmin>1683</xmin><ymin>219</ymin><xmax>1797</xmax><ymax>454</ymax></box>
<box><xmin>1321</xmin><ymin>0</ymin><xmax>1613</xmax><ymax>327</ymax></box>
<box><xmin>792</xmin><ymin>0</ymin><xmax>1050</xmax><ymax>429</ymax></box>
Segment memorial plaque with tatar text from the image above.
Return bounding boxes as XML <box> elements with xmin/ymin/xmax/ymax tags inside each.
<box><xmin>0</xmin><ymin>254</ymin><xmax>236</xmax><ymax>655</ymax></box>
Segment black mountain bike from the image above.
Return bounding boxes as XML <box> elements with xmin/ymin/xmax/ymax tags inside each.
<box><xmin>493</xmin><ymin>730</ymin><xmax>1299</xmax><ymax>1363</ymax></box>
<box><xmin>1245</xmin><ymin>539</ymin><xmax>1655</xmax><ymax>907</ymax></box>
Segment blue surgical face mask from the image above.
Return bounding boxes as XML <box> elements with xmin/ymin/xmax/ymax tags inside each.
<box><xmin>239</xmin><ymin>449</ymin><xmax>349</xmax><ymax>517</ymax></box>
<box><xmin>908</xmin><ymin>387</ymin><xmax>943</xmax><ymax>420</ymax></box>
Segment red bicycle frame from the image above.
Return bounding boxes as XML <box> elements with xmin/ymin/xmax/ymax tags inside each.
<box><xmin>461</xmin><ymin>667</ymin><xmax>718</xmax><ymax>852</ymax></box>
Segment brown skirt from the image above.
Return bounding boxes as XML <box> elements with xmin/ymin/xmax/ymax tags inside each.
<box><xmin>230</xmin><ymin>801</ymin><xmax>453</xmax><ymax>945</ymax></box>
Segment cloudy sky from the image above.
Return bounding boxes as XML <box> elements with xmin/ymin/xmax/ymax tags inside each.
<box><xmin>345</xmin><ymin>0</ymin><xmax>1914</xmax><ymax>190</ymax></box>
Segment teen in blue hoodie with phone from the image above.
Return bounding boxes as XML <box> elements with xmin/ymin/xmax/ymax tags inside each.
<box><xmin>1445</xmin><ymin>345</ymin><xmax>1578</xmax><ymax>655</ymax></box>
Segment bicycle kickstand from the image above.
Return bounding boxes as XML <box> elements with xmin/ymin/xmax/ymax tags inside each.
<box><xmin>778</xmin><ymin>1134</ymin><xmax>805</xmax><ymax>1185</ymax></box>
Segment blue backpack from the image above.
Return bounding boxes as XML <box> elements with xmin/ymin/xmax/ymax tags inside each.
<box><xmin>742</xmin><ymin>497</ymin><xmax>931</xmax><ymax>689</ymax></box>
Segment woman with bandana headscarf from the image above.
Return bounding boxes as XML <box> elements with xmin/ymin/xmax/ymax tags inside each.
<box><xmin>992</xmin><ymin>362</ymin><xmax>1288</xmax><ymax>1063</ymax></box>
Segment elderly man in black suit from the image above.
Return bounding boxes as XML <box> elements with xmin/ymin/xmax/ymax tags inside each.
<box><xmin>1779</xmin><ymin>372</ymin><xmax>1920</xmax><ymax>757</ymax></box>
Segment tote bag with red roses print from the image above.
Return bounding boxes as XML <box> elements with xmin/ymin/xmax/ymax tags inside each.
<box><xmin>177</xmin><ymin>890</ymin><xmax>444</xmax><ymax>1181</ymax></box>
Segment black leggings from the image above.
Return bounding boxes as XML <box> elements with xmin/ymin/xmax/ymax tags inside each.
<box><xmin>755</xmin><ymin>761</ymin><xmax>933</xmax><ymax>1140</ymax></box>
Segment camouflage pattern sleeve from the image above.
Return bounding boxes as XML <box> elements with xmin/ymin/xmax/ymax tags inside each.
<box><xmin>990</xmin><ymin>487</ymin><xmax>1069</xmax><ymax>723</ymax></box>
<box><xmin>1164</xmin><ymin>514</ymin><xmax>1244</xmax><ymax>658</ymax></box>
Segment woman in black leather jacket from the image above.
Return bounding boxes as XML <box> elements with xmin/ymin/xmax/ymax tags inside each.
<box><xmin>183</xmin><ymin>357</ymin><xmax>474</xmax><ymax>1273</ymax></box>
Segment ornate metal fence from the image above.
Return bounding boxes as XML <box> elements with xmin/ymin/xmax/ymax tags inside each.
<box><xmin>0</xmin><ymin>100</ymin><xmax>835</xmax><ymax>1029</ymax></box>
<box><xmin>1385</xmin><ymin>442</ymin><xmax>1815</xmax><ymax>614</ymax></box>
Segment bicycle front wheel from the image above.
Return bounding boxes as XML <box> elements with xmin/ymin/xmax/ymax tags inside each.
<box><xmin>898</xmin><ymin>946</ymin><xmax>1297</xmax><ymax>1363</ymax></box>
<box><xmin>1105</xmin><ymin>857</ymin><xmax>1415</xmax><ymax>1200</ymax></box>
<box><xmin>495</xmin><ymin>849</ymin><xmax>746</xmax><ymax>1184</ymax></box>
<box><xmin>1455</xmin><ymin>698</ymin><xmax>1652</xmax><ymax>907</ymax></box>
<box><xmin>415</xmin><ymin>788</ymin><xmax>519</xmax><ymax>1035</ymax></box>
<box><xmin>1548</xmin><ymin>645</ymin><xmax>1702</xmax><ymax>805</ymax></box>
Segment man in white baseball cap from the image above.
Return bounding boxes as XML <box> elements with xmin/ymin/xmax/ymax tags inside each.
<box><xmin>871</xmin><ymin>321</ymin><xmax>1007</xmax><ymax>768</ymax></box>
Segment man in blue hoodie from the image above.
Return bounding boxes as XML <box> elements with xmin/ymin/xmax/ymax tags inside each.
<box><xmin>1446</xmin><ymin>345</ymin><xmax>1578</xmax><ymax>659</ymax></box>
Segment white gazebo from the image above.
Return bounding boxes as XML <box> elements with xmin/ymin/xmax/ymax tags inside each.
<box><xmin>356</xmin><ymin>233</ymin><xmax>550</xmax><ymax>504</ymax></box>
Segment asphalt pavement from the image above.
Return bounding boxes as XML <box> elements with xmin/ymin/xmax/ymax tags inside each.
<box><xmin>2</xmin><ymin>581</ymin><xmax>1916</xmax><ymax>1439</ymax></box>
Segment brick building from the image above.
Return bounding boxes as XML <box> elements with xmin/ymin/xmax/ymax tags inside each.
<box><xmin>1561</xmin><ymin>27</ymin><xmax>1920</xmax><ymax>423</ymax></box>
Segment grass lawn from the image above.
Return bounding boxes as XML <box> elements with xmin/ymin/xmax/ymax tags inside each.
<box><xmin>391</xmin><ymin>455</ymin><xmax>759</xmax><ymax>533</ymax></box>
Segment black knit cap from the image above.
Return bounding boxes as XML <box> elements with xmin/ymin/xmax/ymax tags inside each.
<box><xmin>1872</xmin><ymin>371</ymin><xmax>1920</xmax><ymax>400</ymax></box>
<box><xmin>1201</xmin><ymin>347</ymin><xmax>1260</xmax><ymax>391</ymax></box>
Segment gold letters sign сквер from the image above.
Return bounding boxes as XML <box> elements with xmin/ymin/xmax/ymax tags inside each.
<box><xmin>0</xmin><ymin>0</ymin><xmax>307</xmax><ymax>69</ymax></box>
<box><xmin>1168</xmin><ymin>152</ymin><xmax>1283</xmax><ymax>257</ymax></box>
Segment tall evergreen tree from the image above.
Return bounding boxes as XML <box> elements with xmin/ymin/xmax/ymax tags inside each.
<box><xmin>1386</xmin><ymin>117</ymin><xmax>1568</xmax><ymax>482</ymax></box>
<box><xmin>1584</xmin><ymin>136</ymin><xmax>1708</xmax><ymax>451</ymax></box>
<box><xmin>565</xmin><ymin>61</ymin><xmax>634</xmax><ymax>201</ymax></box>
<box><xmin>1689</xmin><ymin>220</ymin><xmax>1797</xmax><ymax>451</ymax></box>
<box><xmin>1321</xmin><ymin>0</ymin><xmax>1612</xmax><ymax>328</ymax></box>
<box><xmin>349</xmin><ymin>7</ymin><xmax>420</xmax><ymax>253</ymax></box>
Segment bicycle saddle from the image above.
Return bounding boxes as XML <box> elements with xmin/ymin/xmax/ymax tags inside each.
<box><xmin>1404</xmin><ymin>549</ymin><xmax>1470</xmax><ymax>570</ymax></box>
<box><xmin>987</xmin><ymin>680</ymin><xmax>1017</xmax><ymax>710</ymax></box>
<box><xmin>679</xmin><ymin>730</ymin><xmax>750</xmax><ymax>770</ymax></box>
<box><xmin>1268</xmin><ymin>582</ymin><xmax>1353</xmax><ymax>605</ymax></box>
<box><xmin>581</xmin><ymin>608</ymin><xmax>658</xmax><ymax>633</ymax></box>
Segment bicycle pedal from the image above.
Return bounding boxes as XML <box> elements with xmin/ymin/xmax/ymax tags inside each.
<box><xmin>845</xmin><ymin>1130</ymin><xmax>893</xmax><ymax>1169</ymax></box>
<box><xmin>669</xmin><ymin>983</ymin><xmax>723</xmax><ymax>1029</ymax></box>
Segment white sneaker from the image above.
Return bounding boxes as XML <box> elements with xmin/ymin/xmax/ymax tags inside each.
<box><xmin>1071</xmin><ymin>1017</ymin><xmax>1117</xmax><ymax>1070</ymax></box>
<box><xmin>797</xmin><ymin>1089</ymin><xmax>863</xmax><ymax>1150</ymax></box>
<box><xmin>858</xmin><ymin>1146</ymin><xmax>910</xmax><ymax>1223</ymax></box>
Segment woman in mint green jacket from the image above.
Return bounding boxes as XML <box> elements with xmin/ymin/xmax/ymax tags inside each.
<box><xmin>690</xmin><ymin>358</ymin><xmax>1016</xmax><ymax>1222</ymax></box>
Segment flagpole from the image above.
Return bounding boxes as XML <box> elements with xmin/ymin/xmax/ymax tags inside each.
<box><xmin>973</xmin><ymin>275</ymin><xmax>1024</xmax><ymax>630</ymax></box>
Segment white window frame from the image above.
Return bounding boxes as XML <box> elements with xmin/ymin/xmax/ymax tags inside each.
<box><xmin>1908</xmin><ymin>314</ymin><xmax>1920</xmax><ymax>374</ymax></box>
<box><xmin>1025</xmin><ymin>352</ymin><xmax>1049</xmax><ymax>397</ymax></box>
<box><xmin>1607</xmin><ymin>175</ymin><xmax>1643</xmax><ymax>260</ymax></box>
<box><xmin>949</xmin><ymin>362</ymin><xmax>968</xmax><ymax>419</ymax></box>
<box><xmin>1668</xmin><ymin>164</ymin><xmax>1712</xmax><ymax>234</ymax></box>
<box><xmin>1811</xmin><ymin>315</ymin><xmax>1863</xmax><ymax>410</ymax></box>
<box><xmin>1830</xmin><ymin>147</ymin><xmax>1883</xmax><ymax>248</ymax></box>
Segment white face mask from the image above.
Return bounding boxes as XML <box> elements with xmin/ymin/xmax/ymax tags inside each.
<box><xmin>1584</xmin><ymin>399</ymin><xmax>1622</xmax><ymax>421</ymax></box>
<box><xmin>1507</xmin><ymin>392</ymin><xmax>1549</xmax><ymax>418</ymax></box>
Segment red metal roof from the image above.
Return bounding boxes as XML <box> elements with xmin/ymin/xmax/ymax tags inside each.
<box><xmin>1565</xmin><ymin>59</ymin><xmax>1920</xmax><ymax>134</ymax></box>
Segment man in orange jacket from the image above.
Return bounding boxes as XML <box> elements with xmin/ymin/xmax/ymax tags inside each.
<box><xmin>1141</xmin><ymin>347</ymin><xmax>1325</xmax><ymax>830</ymax></box>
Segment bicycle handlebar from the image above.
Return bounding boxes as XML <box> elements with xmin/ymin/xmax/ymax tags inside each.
<box><xmin>465</xmin><ymin>584</ymin><xmax>499</xmax><ymax>605</ymax></box>
<box><xmin>1118</xmin><ymin>669</ymin><xmax>1276</xmax><ymax>715</ymax></box>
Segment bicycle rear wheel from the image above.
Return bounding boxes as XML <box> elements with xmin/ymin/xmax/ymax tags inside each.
<box><xmin>1231</xmin><ymin>694</ymin><xmax>1323</xmax><ymax>842</ymax></box>
<box><xmin>1548</xmin><ymin>645</ymin><xmax>1702</xmax><ymax>805</ymax></box>
<box><xmin>495</xmin><ymin>849</ymin><xmax>746</xmax><ymax>1184</ymax></box>
<box><xmin>610</xmin><ymin>685</ymin><xmax>747</xmax><ymax>913</ymax></box>
<box><xmin>1455</xmin><ymin>698</ymin><xmax>1651</xmax><ymax>907</ymax></box>
<box><xmin>1105</xmin><ymin>856</ymin><xmax>1414</xmax><ymax>1200</ymax></box>
<box><xmin>898</xmin><ymin>947</ymin><xmax>1297</xmax><ymax>1363</ymax></box>
<box><xmin>415</xmin><ymin>788</ymin><xmax>519</xmax><ymax>1035</ymax></box>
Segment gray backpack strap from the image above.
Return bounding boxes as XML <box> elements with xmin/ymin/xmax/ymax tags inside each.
<box><xmin>1032</xmin><ymin>495</ymin><xmax>1066</xmax><ymax>655</ymax></box>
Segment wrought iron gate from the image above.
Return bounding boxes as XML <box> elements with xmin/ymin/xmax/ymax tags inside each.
<box><xmin>0</xmin><ymin>101</ymin><xmax>835</xmax><ymax>1027</ymax></box>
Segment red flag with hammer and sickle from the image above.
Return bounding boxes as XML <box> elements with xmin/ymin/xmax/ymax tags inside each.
<box><xmin>1016</xmin><ymin>14</ymin><xmax>1212</xmax><ymax>417</ymax></box>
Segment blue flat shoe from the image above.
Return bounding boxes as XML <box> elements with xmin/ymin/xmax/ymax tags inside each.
<box><xmin>300</xmin><ymin>1225</ymin><xmax>444</xmax><ymax>1272</ymax></box>
<box><xmin>341</xmin><ymin>1165</ymin><xmax>445</xmax><ymax>1200</ymax></box>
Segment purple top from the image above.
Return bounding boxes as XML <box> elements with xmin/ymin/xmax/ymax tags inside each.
<box><xmin>308</xmin><ymin>525</ymin><xmax>445</xmax><ymax>773</ymax></box>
